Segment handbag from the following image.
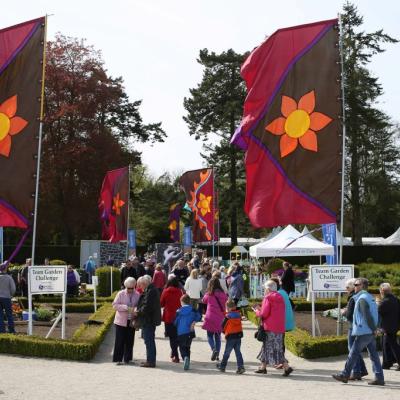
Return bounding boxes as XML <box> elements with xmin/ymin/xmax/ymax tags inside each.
<box><xmin>254</xmin><ymin>318</ymin><xmax>266</xmax><ymax>342</ymax></box>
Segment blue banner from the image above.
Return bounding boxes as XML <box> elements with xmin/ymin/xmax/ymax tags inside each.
<box><xmin>322</xmin><ymin>223</ymin><xmax>337</xmax><ymax>264</ymax></box>
<box><xmin>128</xmin><ymin>229</ymin><xmax>136</xmax><ymax>250</ymax></box>
<box><xmin>183</xmin><ymin>226</ymin><xmax>192</xmax><ymax>247</ymax></box>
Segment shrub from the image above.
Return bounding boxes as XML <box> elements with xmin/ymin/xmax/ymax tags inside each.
<box><xmin>49</xmin><ymin>259</ymin><xmax>67</xmax><ymax>265</ymax></box>
<box><xmin>96</xmin><ymin>267</ymin><xmax>121</xmax><ymax>297</ymax></box>
<box><xmin>35</xmin><ymin>308</ymin><xmax>57</xmax><ymax>321</ymax></box>
<box><xmin>357</xmin><ymin>263</ymin><xmax>400</xmax><ymax>287</ymax></box>
<box><xmin>263</xmin><ymin>258</ymin><xmax>285</xmax><ymax>275</ymax></box>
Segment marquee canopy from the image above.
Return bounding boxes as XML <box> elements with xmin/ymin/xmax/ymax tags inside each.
<box><xmin>249</xmin><ymin>225</ymin><xmax>334</xmax><ymax>258</ymax></box>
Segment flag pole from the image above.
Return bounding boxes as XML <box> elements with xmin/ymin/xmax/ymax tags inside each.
<box><xmin>126</xmin><ymin>164</ymin><xmax>131</xmax><ymax>260</ymax></box>
<box><xmin>212</xmin><ymin>166</ymin><xmax>215</xmax><ymax>260</ymax></box>
<box><xmin>337</xmin><ymin>13</ymin><xmax>347</xmax><ymax>336</ymax></box>
<box><xmin>29</xmin><ymin>15</ymin><xmax>47</xmax><ymax>336</ymax></box>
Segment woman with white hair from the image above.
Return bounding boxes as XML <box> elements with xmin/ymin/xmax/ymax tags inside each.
<box><xmin>253</xmin><ymin>280</ymin><xmax>293</xmax><ymax>376</ymax></box>
<box><xmin>341</xmin><ymin>278</ymin><xmax>368</xmax><ymax>380</ymax></box>
<box><xmin>184</xmin><ymin>269</ymin><xmax>203</xmax><ymax>309</ymax></box>
<box><xmin>112</xmin><ymin>277</ymin><xmax>140</xmax><ymax>365</ymax></box>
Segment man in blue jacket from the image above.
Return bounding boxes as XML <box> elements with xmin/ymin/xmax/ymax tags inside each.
<box><xmin>332</xmin><ymin>278</ymin><xmax>384</xmax><ymax>385</ymax></box>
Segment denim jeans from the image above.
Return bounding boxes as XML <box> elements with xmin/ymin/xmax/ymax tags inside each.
<box><xmin>0</xmin><ymin>297</ymin><xmax>15</xmax><ymax>333</ymax></box>
<box><xmin>347</xmin><ymin>330</ymin><xmax>368</xmax><ymax>375</ymax></box>
<box><xmin>220</xmin><ymin>337</ymin><xmax>244</xmax><ymax>369</ymax></box>
<box><xmin>207</xmin><ymin>331</ymin><xmax>221</xmax><ymax>354</ymax></box>
<box><xmin>342</xmin><ymin>334</ymin><xmax>384</xmax><ymax>381</ymax></box>
<box><xmin>142</xmin><ymin>325</ymin><xmax>156</xmax><ymax>364</ymax></box>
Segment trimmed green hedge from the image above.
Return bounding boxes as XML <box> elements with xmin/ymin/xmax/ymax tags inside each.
<box><xmin>250</xmin><ymin>298</ymin><xmax>341</xmax><ymax>312</ymax></box>
<box><xmin>245</xmin><ymin>309</ymin><xmax>348</xmax><ymax>359</ymax></box>
<box><xmin>0</xmin><ymin>303</ymin><xmax>115</xmax><ymax>360</ymax></box>
<box><xmin>96</xmin><ymin>267</ymin><xmax>121</xmax><ymax>297</ymax></box>
<box><xmin>19</xmin><ymin>294</ymin><xmax>115</xmax><ymax>305</ymax></box>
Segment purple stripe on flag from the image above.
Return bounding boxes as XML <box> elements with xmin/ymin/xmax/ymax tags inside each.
<box><xmin>0</xmin><ymin>21</ymin><xmax>41</xmax><ymax>76</ymax></box>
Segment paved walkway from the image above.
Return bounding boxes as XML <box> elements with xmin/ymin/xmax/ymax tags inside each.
<box><xmin>1</xmin><ymin>321</ymin><xmax>399</xmax><ymax>399</ymax></box>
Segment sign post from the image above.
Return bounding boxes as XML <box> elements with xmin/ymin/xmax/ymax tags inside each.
<box><xmin>309</xmin><ymin>264</ymin><xmax>354</xmax><ymax>337</ymax></box>
<box><xmin>92</xmin><ymin>275</ymin><xmax>98</xmax><ymax>312</ymax></box>
<box><xmin>28</xmin><ymin>265</ymin><xmax>67</xmax><ymax>338</ymax></box>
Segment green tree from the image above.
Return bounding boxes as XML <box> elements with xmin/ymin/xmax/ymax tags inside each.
<box><xmin>130</xmin><ymin>167</ymin><xmax>184</xmax><ymax>245</ymax></box>
<box><xmin>342</xmin><ymin>2</ymin><xmax>399</xmax><ymax>244</ymax></box>
<box><xmin>183</xmin><ymin>49</ymin><xmax>250</xmax><ymax>245</ymax></box>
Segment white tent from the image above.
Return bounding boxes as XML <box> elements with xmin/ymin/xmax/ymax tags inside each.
<box><xmin>336</xmin><ymin>229</ymin><xmax>353</xmax><ymax>246</ymax></box>
<box><xmin>375</xmin><ymin>227</ymin><xmax>400</xmax><ymax>245</ymax></box>
<box><xmin>265</xmin><ymin>226</ymin><xmax>282</xmax><ymax>241</ymax></box>
<box><xmin>301</xmin><ymin>226</ymin><xmax>319</xmax><ymax>241</ymax></box>
<box><xmin>249</xmin><ymin>225</ymin><xmax>334</xmax><ymax>257</ymax></box>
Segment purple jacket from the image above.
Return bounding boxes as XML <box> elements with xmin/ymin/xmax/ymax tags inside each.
<box><xmin>202</xmin><ymin>290</ymin><xmax>228</xmax><ymax>333</ymax></box>
<box><xmin>112</xmin><ymin>289</ymin><xmax>140</xmax><ymax>327</ymax></box>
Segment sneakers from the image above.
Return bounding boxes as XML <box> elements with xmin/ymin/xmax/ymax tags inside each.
<box><xmin>115</xmin><ymin>361</ymin><xmax>124</xmax><ymax>366</ymax></box>
<box><xmin>216</xmin><ymin>363</ymin><xmax>225</xmax><ymax>372</ymax></box>
<box><xmin>211</xmin><ymin>349</ymin><xmax>218</xmax><ymax>361</ymax></box>
<box><xmin>368</xmin><ymin>380</ymin><xmax>385</xmax><ymax>386</ymax></box>
<box><xmin>183</xmin><ymin>356</ymin><xmax>190</xmax><ymax>371</ymax></box>
<box><xmin>332</xmin><ymin>374</ymin><xmax>348</xmax><ymax>383</ymax></box>
<box><xmin>140</xmin><ymin>362</ymin><xmax>156</xmax><ymax>368</ymax></box>
<box><xmin>236</xmin><ymin>367</ymin><xmax>246</xmax><ymax>374</ymax></box>
<box><xmin>171</xmin><ymin>356</ymin><xmax>180</xmax><ymax>363</ymax></box>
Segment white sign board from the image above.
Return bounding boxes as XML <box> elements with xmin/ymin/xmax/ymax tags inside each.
<box><xmin>309</xmin><ymin>265</ymin><xmax>354</xmax><ymax>292</ymax></box>
<box><xmin>29</xmin><ymin>266</ymin><xmax>67</xmax><ymax>294</ymax></box>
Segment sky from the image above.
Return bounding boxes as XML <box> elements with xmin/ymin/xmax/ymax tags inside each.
<box><xmin>3</xmin><ymin>0</ymin><xmax>400</xmax><ymax>178</ymax></box>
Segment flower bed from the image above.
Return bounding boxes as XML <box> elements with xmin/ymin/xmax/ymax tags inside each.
<box><xmin>0</xmin><ymin>303</ymin><xmax>115</xmax><ymax>360</ymax></box>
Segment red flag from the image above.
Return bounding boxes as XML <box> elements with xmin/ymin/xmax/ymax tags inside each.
<box><xmin>0</xmin><ymin>17</ymin><xmax>45</xmax><ymax>228</ymax></box>
<box><xmin>99</xmin><ymin>167</ymin><xmax>129</xmax><ymax>242</ymax></box>
<box><xmin>179</xmin><ymin>168</ymin><xmax>216</xmax><ymax>242</ymax></box>
<box><xmin>232</xmin><ymin>19</ymin><xmax>341</xmax><ymax>228</ymax></box>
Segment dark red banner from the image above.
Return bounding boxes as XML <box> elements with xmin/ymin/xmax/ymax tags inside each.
<box><xmin>99</xmin><ymin>167</ymin><xmax>129</xmax><ymax>242</ymax></box>
<box><xmin>0</xmin><ymin>17</ymin><xmax>45</xmax><ymax>228</ymax></box>
<box><xmin>179</xmin><ymin>168</ymin><xmax>216</xmax><ymax>242</ymax></box>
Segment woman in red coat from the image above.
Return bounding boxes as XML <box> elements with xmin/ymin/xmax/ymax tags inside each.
<box><xmin>160</xmin><ymin>275</ymin><xmax>184</xmax><ymax>362</ymax></box>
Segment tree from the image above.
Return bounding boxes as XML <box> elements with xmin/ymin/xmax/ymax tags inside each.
<box><xmin>342</xmin><ymin>2</ymin><xmax>399</xmax><ymax>244</ymax></box>
<box><xmin>38</xmin><ymin>34</ymin><xmax>166</xmax><ymax>244</ymax></box>
<box><xmin>130</xmin><ymin>167</ymin><xmax>183</xmax><ymax>245</ymax></box>
<box><xmin>183</xmin><ymin>49</ymin><xmax>250</xmax><ymax>245</ymax></box>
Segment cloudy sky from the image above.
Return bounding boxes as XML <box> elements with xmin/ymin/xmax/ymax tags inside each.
<box><xmin>4</xmin><ymin>0</ymin><xmax>399</xmax><ymax>177</ymax></box>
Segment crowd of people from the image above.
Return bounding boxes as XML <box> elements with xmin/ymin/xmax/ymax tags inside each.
<box><xmin>111</xmin><ymin>254</ymin><xmax>297</xmax><ymax>376</ymax></box>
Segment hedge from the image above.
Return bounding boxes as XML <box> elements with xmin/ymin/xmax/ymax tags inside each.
<box><xmin>0</xmin><ymin>303</ymin><xmax>115</xmax><ymax>360</ymax></box>
<box><xmin>245</xmin><ymin>308</ymin><xmax>348</xmax><ymax>359</ymax></box>
<box><xmin>19</xmin><ymin>294</ymin><xmax>115</xmax><ymax>305</ymax></box>
<box><xmin>96</xmin><ymin>267</ymin><xmax>121</xmax><ymax>297</ymax></box>
<box><xmin>249</xmin><ymin>298</ymin><xmax>341</xmax><ymax>312</ymax></box>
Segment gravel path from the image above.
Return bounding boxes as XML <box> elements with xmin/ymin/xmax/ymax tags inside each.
<box><xmin>1</xmin><ymin>320</ymin><xmax>399</xmax><ymax>399</ymax></box>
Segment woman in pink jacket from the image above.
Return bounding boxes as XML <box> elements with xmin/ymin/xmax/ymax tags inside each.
<box><xmin>112</xmin><ymin>277</ymin><xmax>141</xmax><ymax>365</ymax></box>
<box><xmin>254</xmin><ymin>280</ymin><xmax>293</xmax><ymax>376</ymax></box>
<box><xmin>202</xmin><ymin>277</ymin><xmax>228</xmax><ymax>361</ymax></box>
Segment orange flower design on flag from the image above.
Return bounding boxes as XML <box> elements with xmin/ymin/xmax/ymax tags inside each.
<box><xmin>169</xmin><ymin>220</ymin><xmax>177</xmax><ymax>230</ymax></box>
<box><xmin>265</xmin><ymin>90</ymin><xmax>332</xmax><ymax>158</ymax></box>
<box><xmin>197</xmin><ymin>193</ymin><xmax>212</xmax><ymax>216</ymax></box>
<box><xmin>0</xmin><ymin>95</ymin><xmax>28</xmax><ymax>157</ymax></box>
<box><xmin>112</xmin><ymin>193</ymin><xmax>125</xmax><ymax>215</ymax></box>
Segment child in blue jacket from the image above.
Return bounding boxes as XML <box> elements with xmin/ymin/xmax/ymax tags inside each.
<box><xmin>174</xmin><ymin>294</ymin><xmax>202</xmax><ymax>370</ymax></box>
